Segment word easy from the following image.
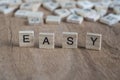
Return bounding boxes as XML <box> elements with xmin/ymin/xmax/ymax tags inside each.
<box><xmin>19</xmin><ymin>31</ymin><xmax>102</xmax><ymax>50</ymax></box>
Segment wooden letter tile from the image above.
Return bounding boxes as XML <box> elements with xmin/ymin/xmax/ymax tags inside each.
<box><xmin>86</xmin><ymin>33</ymin><xmax>102</xmax><ymax>50</ymax></box>
<box><xmin>19</xmin><ymin>31</ymin><xmax>34</xmax><ymax>47</ymax></box>
<box><xmin>100</xmin><ymin>14</ymin><xmax>120</xmax><ymax>26</ymax></box>
<box><xmin>54</xmin><ymin>9</ymin><xmax>71</xmax><ymax>19</ymax></box>
<box><xmin>39</xmin><ymin>33</ymin><xmax>54</xmax><ymax>49</ymax></box>
<box><xmin>46</xmin><ymin>15</ymin><xmax>61</xmax><ymax>24</ymax></box>
<box><xmin>14</xmin><ymin>10</ymin><xmax>29</xmax><ymax>18</ymax></box>
<box><xmin>60</xmin><ymin>1</ymin><xmax>76</xmax><ymax>9</ymax></box>
<box><xmin>20</xmin><ymin>2</ymin><xmax>41</xmax><ymax>11</ymax></box>
<box><xmin>28</xmin><ymin>16</ymin><xmax>43</xmax><ymax>25</ymax></box>
<box><xmin>67</xmin><ymin>14</ymin><xmax>83</xmax><ymax>24</ymax></box>
<box><xmin>77</xmin><ymin>0</ymin><xmax>94</xmax><ymax>9</ymax></box>
<box><xmin>62</xmin><ymin>32</ymin><xmax>78</xmax><ymax>48</ymax></box>
<box><xmin>43</xmin><ymin>2</ymin><xmax>59</xmax><ymax>12</ymax></box>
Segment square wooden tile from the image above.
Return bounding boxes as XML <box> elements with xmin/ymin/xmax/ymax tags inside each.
<box><xmin>43</xmin><ymin>2</ymin><xmax>59</xmax><ymax>12</ymax></box>
<box><xmin>39</xmin><ymin>33</ymin><xmax>54</xmax><ymax>49</ymax></box>
<box><xmin>100</xmin><ymin>14</ymin><xmax>119</xmax><ymax>26</ymax></box>
<box><xmin>46</xmin><ymin>15</ymin><xmax>61</xmax><ymax>24</ymax></box>
<box><xmin>77</xmin><ymin>0</ymin><xmax>94</xmax><ymax>9</ymax></box>
<box><xmin>62</xmin><ymin>32</ymin><xmax>78</xmax><ymax>48</ymax></box>
<box><xmin>14</xmin><ymin>10</ymin><xmax>29</xmax><ymax>18</ymax></box>
<box><xmin>20</xmin><ymin>2</ymin><xmax>41</xmax><ymax>11</ymax></box>
<box><xmin>28</xmin><ymin>16</ymin><xmax>43</xmax><ymax>25</ymax></box>
<box><xmin>67</xmin><ymin>14</ymin><xmax>83</xmax><ymax>24</ymax></box>
<box><xmin>86</xmin><ymin>33</ymin><xmax>102</xmax><ymax>50</ymax></box>
<box><xmin>54</xmin><ymin>9</ymin><xmax>71</xmax><ymax>19</ymax></box>
<box><xmin>19</xmin><ymin>31</ymin><xmax>34</xmax><ymax>47</ymax></box>
<box><xmin>60</xmin><ymin>1</ymin><xmax>76</xmax><ymax>9</ymax></box>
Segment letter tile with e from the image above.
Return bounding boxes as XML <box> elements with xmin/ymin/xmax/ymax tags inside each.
<box><xmin>19</xmin><ymin>31</ymin><xmax>34</xmax><ymax>47</ymax></box>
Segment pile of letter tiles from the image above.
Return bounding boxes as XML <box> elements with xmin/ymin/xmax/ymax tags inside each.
<box><xmin>0</xmin><ymin>0</ymin><xmax>120</xmax><ymax>50</ymax></box>
<box><xmin>0</xmin><ymin>0</ymin><xmax>120</xmax><ymax>26</ymax></box>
